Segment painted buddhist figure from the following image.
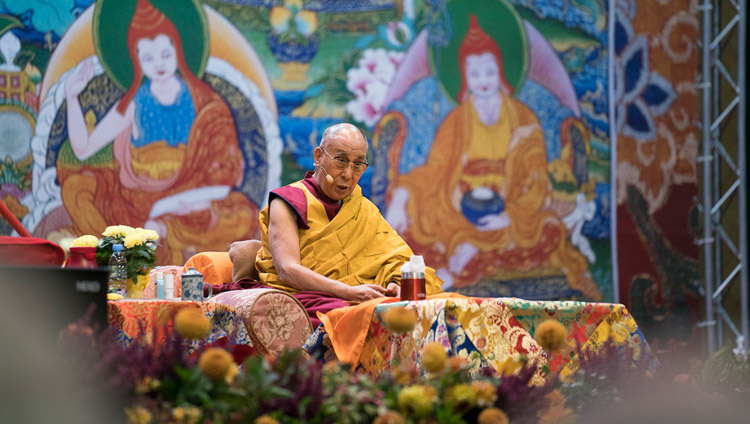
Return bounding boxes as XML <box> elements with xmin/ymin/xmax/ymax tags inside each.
<box><xmin>386</xmin><ymin>15</ymin><xmax>600</xmax><ymax>299</ymax></box>
<box><xmin>59</xmin><ymin>0</ymin><xmax>258</xmax><ymax>264</ymax></box>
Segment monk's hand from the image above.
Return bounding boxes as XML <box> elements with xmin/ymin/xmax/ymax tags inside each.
<box><xmin>386</xmin><ymin>282</ymin><xmax>400</xmax><ymax>297</ymax></box>
<box><xmin>346</xmin><ymin>284</ymin><xmax>387</xmax><ymax>302</ymax></box>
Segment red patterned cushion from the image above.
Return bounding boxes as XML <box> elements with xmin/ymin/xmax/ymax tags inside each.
<box><xmin>209</xmin><ymin>289</ymin><xmax>313</xmax><ymax>355</ymax></box>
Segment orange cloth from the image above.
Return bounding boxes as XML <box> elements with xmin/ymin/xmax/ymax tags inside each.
<box><xmin>318</xmin><ymin>292</ymin><xmax>468</xmax><ymax>366</ymax></box>
<box><xmin>255</xmin><ymin>181</ymin><xmax>443</xmax><ymax>295</ymax></box>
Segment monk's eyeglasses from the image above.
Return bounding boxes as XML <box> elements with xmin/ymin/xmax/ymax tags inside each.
<box><xmin>320</xmin><ymin>147</ymin><xmax>369</xmax><ymax>173</ymax></box>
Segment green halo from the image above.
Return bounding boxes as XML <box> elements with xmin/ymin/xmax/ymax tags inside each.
<box><xmin>92</xmin><ymin>0</ymin><xmax>209</xmax><ymax>90</ymax></box>
<box><xmin>429</xmin><ymin>0</ymin><xmax>528</xmax><ymax>104</ymax></box>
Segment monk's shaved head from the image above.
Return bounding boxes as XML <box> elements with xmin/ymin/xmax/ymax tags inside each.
<box><xmin>320</xmin><ymin>123</ymin><xmax>368</xmax><ymax>152</ymax></box>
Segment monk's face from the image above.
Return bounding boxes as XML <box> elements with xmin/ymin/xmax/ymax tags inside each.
<box><xmin>315</xmin><ymin>126</ymin><xmax>368</xmax><ymax>201</ymax></box>
<box><xmin>465</xmin><ymin>52</ymin><xmax>501</xmax><ymax>99</ymax></box>
<box><xmin>137</xmin><ymin>34</ymin><xmax>178</xmax><ymax>84</ymax></box>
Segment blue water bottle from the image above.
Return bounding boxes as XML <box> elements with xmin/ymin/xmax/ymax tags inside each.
<box><xmin>155</xmin><ymin>271</ymin><xmax>165</xmax><ymax>299</ymax></box>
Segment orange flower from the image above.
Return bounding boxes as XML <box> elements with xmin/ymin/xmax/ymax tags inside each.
<box><xmin>673</xmin><ymin>373</ymin><xmax>693</xmax><ymax>386</ymax></box>
<box><xmin>534</xmin><ymin>319</ymin><xmax>568</xmax><ymax>352</ymax></box>
<box><xmin>383</xmin><ymin>306</ymin><xmax>418</xmax><ymax>333</ymax></box>
<box><xmin>175</xmin><ymin>307</ymin><xmax>210</xmax><ymax>339</ymax></box>
<box><xmin>478</xmin><ymin>407</ymin><xmax>509</xmax><ymax>424</ymax></box>
<box><xmin>422</xmin><ymin>342</ymin><xmax>447</xmax><ymax>373</ymax></box>
<box><xmin>372</xmin><ymin>411</ymin><xmax>407</xmax><ymax>424</ymax></box>
<box><xmin>254</xmin><ymin>415</ymin><xmax>280</xmax><ymax>424</ymax></box>
<box><xmin>472</xmin><ymin>380</ymin><xmax>497</xmax><ymax>407</ymax></box>
<box><xmin>446</xmin><ymin>355</ymin><xmax>470</xmax><ymax>372</ymax></box>
<box><xmin>198</xmin><ymin>347</ymin><xmax>235</xmax><ymax>381</ymax></box>
<box><xmin>538</xmin><ymin>389</ymin><xmax>578</xmax><ymax>424</ymax></box>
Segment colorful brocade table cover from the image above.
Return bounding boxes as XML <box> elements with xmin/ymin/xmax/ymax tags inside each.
<box><xmin>303</xmin><ymin>297</ymin><xmax>652</xmax><ymax>378</ymax></box>
<box><xmin>108</xmin><ymin>299</ymin><xmax>251</xmax><ymax>348</ymax></box>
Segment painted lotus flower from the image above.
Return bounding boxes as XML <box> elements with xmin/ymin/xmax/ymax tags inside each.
<box><xmin>346</xmin><ymin>48</ymin><xmax>405</xmax><ymax>128</ymax></box>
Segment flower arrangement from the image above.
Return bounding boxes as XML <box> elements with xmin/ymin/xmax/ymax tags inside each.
<box><xmin>56</xmin><ymin>310</ymin><xmax>687</xmax><ymax>424</ymax></box>
<box><xmin>95</xmin><ymin>225</ymin><xmax>159</xmax><ymax>280</ymax></box>
<box><xmin>55</xmin><ymin>306</ymin><xmax>750</xmax><ymax>423</ymax></box>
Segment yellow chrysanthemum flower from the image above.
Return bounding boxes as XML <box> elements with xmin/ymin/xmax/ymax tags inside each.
<box><xmin>445</xmin><ymin>383</ymin><xmax>476</xmax><ymax>413</ymax></box>
<box><xmin>175</xmin><ymin>308</ymin><xmax>211</xmax><ymax>339</ymax></box>
<box><xmin>472</xmin><ymin>380</ymin><xmax>497</xmax><ymax>407</ymax></box>
<box><xmin>133</xmin><ymin>376</ymin><xmax>153</xmax><ymax>395</ymax></box>
<box><xmin>372</xmin><ymin>410</ymin><xmax>407</xmax><ymax>424</ymax></box>
<box><xmin>422</xmin><ymin>342</ymin><xmax>447</xmax><ymax>373</ymax></box>
<box><xmin>124</xmin><ymin>405</ymin><xmax>152</xmax><ymax>424</ymax></box>
<box><xmin>478</xmin><ymin>407</ymin><xmax>509</xmax><ymax>424</ymax></box>
<box><xmin>383</xmin><ymin>306</ymin><xmax>418</xmax><ymax>333</ymax></box>
<box><xmin>397</xmin><ymin>385</ymin><xmax>434</xmax><ymax>417</ymax></box>
<box><xmin>71</xmin><ymin>235</ymin><xmax>99</xmax><ymax>247</ymax></box>
<box><xmin>254</xmin><ymin>414</ymin><xmax>280</xmax><ymax>424</ymax></box>
<box><xmin>102</xmin><ymin>225</ymin><xmax>134</xmax><ymax>238</ymax></box>
<box><xmin>184</xmin><ymin>406</ymin><xmax>201</xmax><ymax>424</ymax></box>
<box><xmin>534</xmin><ymin>319</ymin><xmax>568</xmax><ymax>352</ymax></box>
<box><xmin>172</xmin><ymin>406</ymin><xmax>201</xmax><ymax>424</ymax></box>
<box><xmin>198</xmin><ymin>347</ymin><xmax>234</xmax><ymax>381</ymax></box>
<box><xmin>135</xmin><ymin>228</ymin><xmax>159</xmax><ymax>241</ymax></box>
<box><xmin>123</xmin><ymin>232</ymin><xmax>148</xmax><ymax>249</ymax></box>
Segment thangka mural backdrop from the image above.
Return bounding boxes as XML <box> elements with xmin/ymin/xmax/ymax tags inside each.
<box><xmin>613</xmin><ymin>0</ymin><xmax>700</xmax><ymax>348</ymax></box>
<box><xmin>0</xmin><ymin>0</ymin><xmax>699</xmax><ymax>317</ymax></box>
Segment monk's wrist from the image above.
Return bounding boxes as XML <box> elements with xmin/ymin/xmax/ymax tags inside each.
<box><xmin>331</xmin><ymin>283</ymin><xmax>351</xmax><ymax>300</ymax></box>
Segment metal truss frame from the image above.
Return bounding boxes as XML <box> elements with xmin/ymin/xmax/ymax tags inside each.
<box><xmin>699</xmin><ymin>0</ymin><xmax>747</xmax><ymax>356</ymax></box>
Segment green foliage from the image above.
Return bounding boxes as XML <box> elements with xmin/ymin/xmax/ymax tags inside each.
<box><xmin>0</xmin><ymin>156</ymin><xmax>32</xmax><ymax>191</ymax></box>
<box><xmin>702</xmin><ymin>345</ymin><xmax>750</xmax><ymax>396</ymax></box>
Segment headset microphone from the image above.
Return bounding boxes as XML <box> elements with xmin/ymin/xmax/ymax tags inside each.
<box><xmin>318</xmin><ymin>164</ymin><xmax>335</xmax><ymax>184</ymax></box>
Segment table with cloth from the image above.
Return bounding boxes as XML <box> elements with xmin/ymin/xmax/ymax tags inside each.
<box><xmin>108</xmin><ymin>299</ymin><xmax>251</xmax><ymax>349</ymax></box>
<box><xmin>304</xmin><ymin>294</ymin><xmax>652</xmax><ymax>377</ymax></box>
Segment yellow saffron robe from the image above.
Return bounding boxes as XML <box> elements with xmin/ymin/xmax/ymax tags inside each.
<box><xmin>255</xmin><ymin>181</ymin><xmax>443</xmax><ymax>295</ymax></box>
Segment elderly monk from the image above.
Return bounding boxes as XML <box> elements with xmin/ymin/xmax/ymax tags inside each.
<box><xmin>228</xmin><ymin>123</ymin><xmax>442</xmax><ymax>327</ymax></box>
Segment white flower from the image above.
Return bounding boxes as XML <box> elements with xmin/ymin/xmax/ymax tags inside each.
<box><xmin>358</xmin><ymin>48</ymin><xmax>397</xmax><ymax>82</ymax></box>
<box><xmin>387</xmin><ymin>50</ymin><xmax>406</xmax><ymax>68</ymax></box>
<box><xmin>346</xmin><ymin>66</ymin><xmax>377</xmax><ymax>97</ymax></box>
<box><xmin>346</xmin><ymin>80</ymin><xmax>388</xmax><ymax>127</ymax></box>
<box><xmin>345</xmin><ymin>47</ymin><xmax>403</xmax><ymax>128</ymax></box>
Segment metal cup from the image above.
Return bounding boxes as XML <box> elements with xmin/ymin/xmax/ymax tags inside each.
<box><xmin>400</xmin><ymin>271</ymin><xmax>426</xmax><ymax>301</ymax></box>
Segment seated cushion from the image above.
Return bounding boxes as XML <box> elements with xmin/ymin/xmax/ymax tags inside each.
<box><xmin>0</xmin><ymin>236</ymin><xmax>65</xmax><ymax>267</ymax></box>
<box><xmin>183</xmin><ymin>251</ymin><xmax>233</xmax><ymax>284</ymax></box>
<box><xmin>228</xmin><ymin>240</ymin><xmax>261</xmax><ymax>281</ymax></box>
<box><xmin>209</xmin><ymin>289</ymin><xmax>313</xmax><ymax>355</ymax></box>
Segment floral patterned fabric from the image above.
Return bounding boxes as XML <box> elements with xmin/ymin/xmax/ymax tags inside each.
<box><xmin>304</xmin><ymin>298</ymin><xmax>652</xmax><ymax>377</ymax></box>
<box><xmin>108</xmin><ymin>299</ymin><xmax>251</xmax><ymax>349</ymax></box>
<box><xmin>209</xmin><ymin>289</ymin><xmax>313</xmax><ymax>355</ymax></box>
